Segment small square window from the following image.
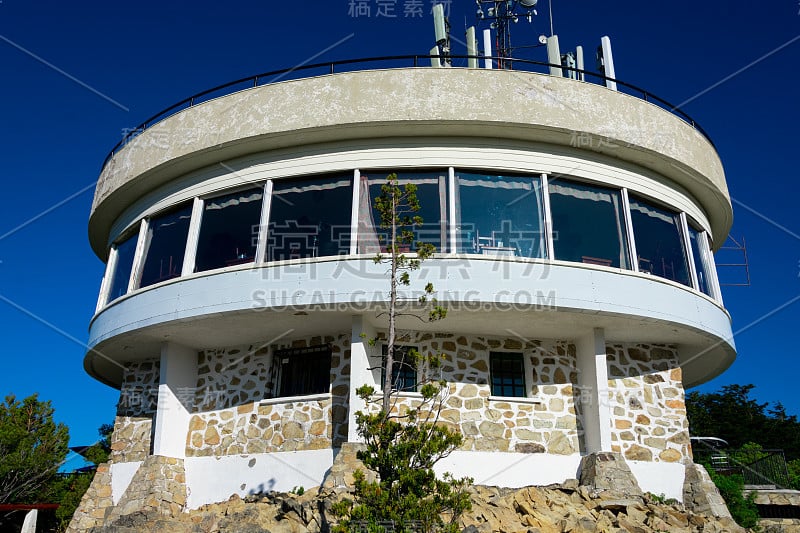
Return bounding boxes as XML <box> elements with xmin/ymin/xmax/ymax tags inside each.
<box><xmin>381</xmin><ymin>345</ymin><xmax>418</xmax><ymax>392</ymax></box>
<box><xmin>274</xmin><ymin>345</ymin><xmax>331</xmax><ymax>397</ymax></box>
<box><xmin>490</xmin><ymin>352</ymin><xmax>526</xmax><ymax>397</ymax></box>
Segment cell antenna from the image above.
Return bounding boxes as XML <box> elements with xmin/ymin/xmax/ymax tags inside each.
<box><xmin>432</xmin><ymin>4</ymin><xmax>452</xmax><ymax>66</ymax></box>
<box><xmin>476</xmin><ymin>0</ymin><xmax>539</xmax><ymax>69</ymax></box>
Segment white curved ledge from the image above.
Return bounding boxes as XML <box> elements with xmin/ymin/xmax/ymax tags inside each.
<box><xmin>86</xmin><ymin>256</ymin><xmax>734</xmax><ymax>389</ymax></box>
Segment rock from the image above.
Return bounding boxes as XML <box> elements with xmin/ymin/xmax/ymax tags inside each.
<box><xmin>579</xmin><ymin>452</ymin><xmax>642</xmax><ymax>497</ymax></box>
<box><xmin>624</xmin><ymin>444</ymin><xmax>652</xmax><ymax>461</ymax></box>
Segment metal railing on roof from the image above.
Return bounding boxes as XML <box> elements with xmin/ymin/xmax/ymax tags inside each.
<box><xmin>101</xmin><ymin>54</ymin><xmax>715</xmax><ymax>171</ymax></box>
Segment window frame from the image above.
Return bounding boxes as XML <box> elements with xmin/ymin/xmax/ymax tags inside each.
<box><xmin>191</xmin><ymin>185</ymin><xmax>268</xmax><ymax>273</ymax></box>
<box><xmin>273</xmin><ymin>344</ymin><xmax>333</xmax><ymax>398</ymax></box>
<box><xmin>547</xmin><ymin>176</ymin><xmax>633</xmax><ymax>270</ymax></box>
<box><xmin>489</xmin><ymin>351</ymin><xmax>527</xmax><ymax>398</ymax></box>
<box><xmin>135</xmin><ymin>202</ymin><xmax>195</xmax><ymax>289</ymax></box>
<box><xmin>627</xmin><ymin>192</ymin><xmax>693</xmax><ymax>287</ymax></box>
<box><xmin>381</xmin><ymin>344</ymin><xmax>419</xmax><ymax>393</ymax></box>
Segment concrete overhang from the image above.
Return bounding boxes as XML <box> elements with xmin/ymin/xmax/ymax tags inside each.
<box><xmin>89</xmin><ymin>68</ymin><xmax>732</xmax><ymax>260</ymax></box>
<box><xmin>86</xmin><ymin>257</ymin><xmax>734</xmax><ymax>390</ymax></box>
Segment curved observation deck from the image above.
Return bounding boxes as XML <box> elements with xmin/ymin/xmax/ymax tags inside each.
<box><xmin>90</xmin><ymin>60</ymin><xmax>731</xmax><ymax>259</ymax></box>
<box><xmin>86</xmin><ymin>58</ymin><xmax>736</xmax><ymax>393</ymax></box>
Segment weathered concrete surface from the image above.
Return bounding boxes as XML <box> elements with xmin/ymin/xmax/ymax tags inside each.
<box><xmin>89</xmin><ymin>68</ymin><xmax>731</xmax><ymax>258</ymax></box>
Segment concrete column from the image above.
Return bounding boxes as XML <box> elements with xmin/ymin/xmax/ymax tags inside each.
<box><xmin>576</xmin><ymin>328</ymin><xmax>612</xmax><ymax>453</ymax></box>
<box><xmin>152</xmin><ymin>342</ymin><xmax>198</xmax><ymax>458</ymax></box>
<box><xmin>348</xmin><ymin>316</ymin><xmax>376</xmax><ymax>442</ymax></box>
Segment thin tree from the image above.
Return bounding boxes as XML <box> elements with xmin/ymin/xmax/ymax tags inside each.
<box><xmin>333</xmin><ymin>174</ymin><xmax>470</xmax><ymax>533</ymax></box>
<box><xmin>372</xmin><ymin>173</ymin><xmax>446</xmax><ymax>413</ymax></box>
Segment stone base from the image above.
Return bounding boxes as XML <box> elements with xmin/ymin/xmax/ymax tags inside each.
<box><xmin>682</xmin><ymin>462</ymin><xmax>732</xmax><ymax>518</ymax></box>
<box><xmin>66</xmin><ymin>462</ymin><xmax>114</xmax><ymax>532</ymax></box>
<box><xmin>106</xmin><ymin>455</ymin><xmax>186</xmax><ymax>523</ymax></box>
<box><xmin>322</xmin><ymin>443</ymin><xmax>376</xmax><ymax>489</ymax></box>
<box><xmin>578</xmin><ymin>452</ymin><xmax>643</xmax><ymax>497</ymax></box>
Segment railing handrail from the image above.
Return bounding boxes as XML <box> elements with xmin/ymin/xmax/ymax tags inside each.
<box><xmin>101</xmin><ymin>54</ymin><xmax>715</xmax><ymax>171</ymax></box>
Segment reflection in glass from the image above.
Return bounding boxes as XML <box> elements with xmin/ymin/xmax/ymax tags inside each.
<box><xmin>139</xmin><ymin>203</ymin><xmax>193</xmax><ymax>288</ymax></box>
<box><xmin>195</xmin><ymin>188</ymin><xmax>264</xmax><ymax>272</ymax></box>
<box><xmin>688</xmin><ymin>224</ymin><xmax>714</xmax><ymax>297</ymax></box>
<box><xmin>381</xmin><ymin>345</ymin><xmax>418</xmax><ymax>392</ymax></box>
<box><xmin>490</xmin><ymin>352</ymin><xmax>525</xmax><ymax>397</ymax></box>
<box><xmin>107</xmin><ymin>233</ymin><xmax>138</xmax><ymax>302</ymax></box>
<box><xmin>268</xmin><ymin>176</ymin><xmax>352</xmax><ymax>261</ymax></box>
<box><xmin>455</xmin><ymin>173</ymin><xmax>545</xmax><ymax>258</ymax></box>
<box><xmin>629</xmin><ymin>196</ymin><xmax>691</xmax><ymax>286</ymax></box>
<box><xmin>358</xmin><ymin>172</ymin><xmax>447</xmax><ymax>254</ymax></box>
<box><xmin>549</xmin><ymin>180</ymin><xmax>630</xmax><ymax>269</ymax></box>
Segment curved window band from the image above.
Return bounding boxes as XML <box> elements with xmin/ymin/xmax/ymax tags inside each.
<box><xmin>102</xmin><ymin>170</ymin><xmax>717</xmax><ymax>305</ymax></box>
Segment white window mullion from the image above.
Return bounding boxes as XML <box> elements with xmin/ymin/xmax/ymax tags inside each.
<box><xmin>129</xmin><ymin>219</ymin><xmax>149</xmax><ymax>292</ymax></box>
<box><xmin>256</xmin><ymin>180</ymin><xmax>274</xmax><ymax>263</ymax></box>
<box><xmin>448</xmin><ymin>167</ymin><xmax>457</xmax><ymax>254</ymax></box>
<box><xmin>705</xmin><ymin>233</ymin><xmax>724</xmax><ymax>304</ymax></box>
<box><xmin>181</xmin><ymin>197</ymin><xmax>204</xmax><ymax>276</ymax></box>
<box><xmin>680</xmin><ymin>212</ymin><xmax>700</xmax><ymax>291</ymax></box>
<box><xmin>350</xmin><ymin>169</ymin><xmax>361</xmax><ymax>255</ymax></box>
<box><xmin>540</xmin><ymin>174</ymin><xmax>555</xmax><ymax>260</ymax></box>
<box><xmin>96</xmin><ymin>246</ymin><xmax>118</xmax><ymax>312</ymax></box>
<box><xmin>621</xmin><ymin>189</ymin><xmax>639</xmax><ymax>272</ymax></box>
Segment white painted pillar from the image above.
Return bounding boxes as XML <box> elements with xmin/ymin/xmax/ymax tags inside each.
<box><xmin>576</xmin><ymin>328</ymin><xmax>612</xmax><ymax>453</ymax></box>
<box><xmin>348</xmin><ymin>316</ymin><xmax>377</xmax><ymax>442</ymax></box>
<box><xmin>152</xmin><ymin>342</ymin><xmax>198</xmax><ymax>458</ymax></box>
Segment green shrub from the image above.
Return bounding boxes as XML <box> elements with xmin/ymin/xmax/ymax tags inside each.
<box><xmin>708</xmin><ymin>470</ymin><xmax>760</xmax><ymax>529</ymax></box>
<box><xmin>332</xmin><ymin>384</ymin><xmax>472</xmax><ymax>533</ymax></box>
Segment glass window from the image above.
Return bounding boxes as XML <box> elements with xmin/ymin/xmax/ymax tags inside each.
<box><xmin>549</xmin><ymin>180</ymin><xmax>630</xmax><ymax>269</ymax></box>
<box><xmin>688</xmin><ymin>224</ymin><xmax>715</xmax><ymax>297</ymax></box>
<box><xmin>195</xmin><ymin>188</ymin><xmax>264</xmax><ymax>272</ymax></box>
<box><xmin>107</xmin><ymin>233</ymin><xmax>138</xmax><ymax>302</ymax></box>
<box><xmin>275</xmin><ymin>345</ymin><xmax>332</xmax><ymax>397</ymax></box>
<box><xmin>490</xmin><ymin>352</ymin><xmax>526</xmax><ymax>397</ymax></box>
<box><xmin>455</xmin><ymin>172</ymin><xmax>545</xmax><ymax>258</ymax></box>
<box><xmin>268</xmin><ymin>176</ymin><xmax>352</xmax><ymax>261</ymax></box>
<box><xmin>358</xmin><ymin>171</ymin><xmax>447</xmax><ymax>254</ymax></box>
<box><xmin>139</xmin><ymin>203</ymin><xmax>193</xmax><ymax>288</ymax></box>
<box><xmin>381</xmin><ymin>345</ymin><xmax>418</xmax><ymax>392</ymax></box>
<box><xmin>629</xmin><ymin>196</ymin><xmax>691</xmax><ymax>286</ymax></box>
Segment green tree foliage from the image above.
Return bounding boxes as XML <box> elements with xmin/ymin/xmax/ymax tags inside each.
<box><xmin>371</xmin><ymin>173</ymin><xmax>446</xmax><ymax>413</ymax></box>
<box><xmin>686</xmin><ymin>384</ymin><xmax>800</xmax><ymax>460</ymax></box>
<box><xmin>788</xmin><ymin>459</ymin><xmax>800</xmax><ymax>491</ymax></box>
<box><xmin>705</xmin><ymin>469</ymin><xmax>760</xmax><ymax>529</ymax></box>
<box><xmin>0</xmin><ymin>394</ymin><xmax>69</xmax><ymax>504</ymax></box>
<box><xmin>332</xmin><ymin>174</ymin><xmax>469</xmax><ymax>532</ymax></box>
<box><xmin>50</xmin><ymin>423</ymin><xmax>114</xmax><ymax>529</ymax></box>
<box><xmin>332</xmin><ymin>384</ymin><xmax>472</xmax><ymax>533</ymax></box>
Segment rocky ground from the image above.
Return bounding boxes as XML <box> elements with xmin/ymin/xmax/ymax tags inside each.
<box><xmin>86</xmin><ymin>480</ymin><xmax>752</xmax><ymax>533</ymax></box>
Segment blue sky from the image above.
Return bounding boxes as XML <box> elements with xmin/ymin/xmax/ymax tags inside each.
<box><xmin>0</xmin><ymin>0</ymin><xmax>798</xmax><ymax>467</ymax></box>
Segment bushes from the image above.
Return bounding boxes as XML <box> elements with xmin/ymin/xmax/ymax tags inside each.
<box><xmin>707</xmin><ymin>469</ymin><xmax>760</xmax><ymax>529</ymax></box>
<box><xmin>332</xmin><ymin>384</ymin><xmax>472</xmax><ymax>533</ymax></box>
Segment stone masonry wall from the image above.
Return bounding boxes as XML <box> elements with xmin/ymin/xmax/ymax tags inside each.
<box><xmin>606</xmin><ymin>343</ymin><xmax>690</xmax><ymax>463</ymax></box>
<box><xmin>368</xmin><ymin>332</ymin><xmax>581</xmax><ymax>456</ymax></box>
<box><xmin>111</xmin><ymin>359</ymin><xmax>160</xmax><ymax>462</ymax></box>
<box><xmin>104</xmin><ymin>456</ymin><xmax>186</xmax><ymax>525</ymax></box>
<box><xmin>186</xmin><ymin>333</ymin><xmax>350</xmax><ymax>457</ymax></box>
<box><xmin>65</xmin><ymin>462</ymin><xmax>113</xmax><ymax>532</ymax></box>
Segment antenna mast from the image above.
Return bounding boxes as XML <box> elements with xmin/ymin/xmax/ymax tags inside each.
<box><xmin>476</xmin><ymin>0</ymin><xmax>539</xmax><ymax>69</ymax></box>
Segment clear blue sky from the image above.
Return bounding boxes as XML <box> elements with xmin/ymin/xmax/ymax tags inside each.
<box><xmin>0</xmin><ymin>1</ymin><xmax>798</xmax><ymax>466</ymax></box>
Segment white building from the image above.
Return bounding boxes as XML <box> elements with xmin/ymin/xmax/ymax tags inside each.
<box><xmin>74</xmin><ymin>55</ymin><xmax>735</xmax><ymax>525</ymax></box>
